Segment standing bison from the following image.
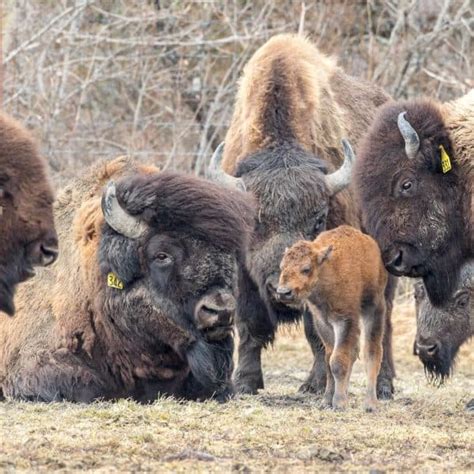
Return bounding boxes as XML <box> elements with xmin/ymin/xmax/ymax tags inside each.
<box><xmin>414</xmin><ymin>260</ymin><xmax>473</xmax><ymax>411</ymax></box>
<box><xmin>355</xmin><ymin>90</ymin><xmax>473</xmax><ymax>306</ymax></box>
<box><xmin>0</xmin><ymin>114</ymin><xmax>58</xmax><ymax>316</ymax></box>
<box><xmin>209</xmin><ymin>34</ymin><xmax>396</xmax><ymax>397</ymax></box>
<box><xmin>414</xmin><ymin>260</ymin><xmax>473</xmax><ymax>382</ymax></box>
<box><xmin>0</xmin><ymin>157</ymin><xmax>254</xmax><ymax>402</ymax></box>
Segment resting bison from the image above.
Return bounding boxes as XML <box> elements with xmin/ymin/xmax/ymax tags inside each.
<box><xmin>355</xmin><ymin>90</ymin><xmax>473</xmax><ymax>306</ymax></box>
<box><xmin>209</xmin><ymin>34</ymin><xmax>396</xmax><ymax>397</ymax></box>
<box><xmin>278</xmin><ymin>225</ymin><xmax>387</xmax><ymax>412</ymax></box>
<box><xmin>0</xmin><ymin>158</ymin><xmax>254</xmax><ymax>402</ymax></box>
<box><xmin>0</xmin><ymin>113</ymin><xmax>58</xmax><ymax>316</ymax></box>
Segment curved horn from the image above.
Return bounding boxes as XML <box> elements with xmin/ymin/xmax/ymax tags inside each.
<box><xmin>101</xmin><ymin>181</ymin><xmax>148</xmax><ymax>239</ymax></box>
<box><xmin>208</xmin><ymin>142</ymin><xmax>246</xmax><ymax>192</ymax></box>
<box><xmin>326</xmin><ymin>138</ymin><xmax>356</xmax><ymax>196</ymax></box>
<box><xmin>397</xmin><ymin>111</ymin><xmax>420</xmax><ymax>159</ymax></box>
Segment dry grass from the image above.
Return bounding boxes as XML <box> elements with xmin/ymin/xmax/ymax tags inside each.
<box><xmin>1</xmin><ymin>297</ymin><xmax>472</xmax><ymax>472</ymax></box>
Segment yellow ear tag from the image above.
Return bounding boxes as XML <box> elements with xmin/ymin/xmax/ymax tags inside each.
<box><xmin>439</xmin><ymin>145</ymin><xmax>452</xmax><ymax>174</ymax></box>
<box><xmin>107</xmin><ymin>272</ymin><xmax>124</xmax><ymax>290</ymax></box>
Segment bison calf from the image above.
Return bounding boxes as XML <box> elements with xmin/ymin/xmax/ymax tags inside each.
<box><xmin>278</xmin><ymin>225</ymin><xmax>387</xmax><ymax>411</ymax></box>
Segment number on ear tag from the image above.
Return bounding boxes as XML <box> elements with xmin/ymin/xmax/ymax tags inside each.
<box><xmin>107</xmin><ymin>272</ymin><xmax>124</xmax><ymax>290</ymax></box>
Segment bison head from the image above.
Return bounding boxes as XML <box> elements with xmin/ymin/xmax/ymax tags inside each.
<box><xmin>414</xmin><ymin>261</ymin><xmax>473</xmax><ymax>382</ymax></box>
<box><xmin>98</xmin><ymin>171</ymin><xmax>254</xmax><ymax>398</ymax></box>
<box><xmin>0</xmin><ymin>116</ymin><xmax>58</xmax><ymax>316</ymax></box>
<box><xmin>209</xmin><ymin>139</ymin><xmax>355</xmax><ymax>324</ymax></box>
<box><xmin>355</xmin><ymin>101</ymin><xmax>467</xmax><ymax>306</ymax></box>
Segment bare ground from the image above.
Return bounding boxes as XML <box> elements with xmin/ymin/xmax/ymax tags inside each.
<box><xmin>1</xmin><ymin>296</ymin><xmax>472</xmax><ymax>472</ymax></box>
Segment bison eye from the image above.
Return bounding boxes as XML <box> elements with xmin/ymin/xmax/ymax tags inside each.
<box><xmin>154</xmin><ymin>252</ymin><xmax>172</xmax><ymax>265</ymax></box>
<box><xmin>401</xmin><ymin>180</ymin><xmax>413</xmax><ymax>193</ymax></box>
<box><xmin>313</xmin><ymin>212</ymin><xmax>327</xmax><ymax>235</ymax></box>
<box><xmin>455</xmin><ymin>291</ymin><xmax>469</xmax><ymax>308</ymax></box>
<box><xmin>301</xmin><ymin>265</ymin><xmax>311</xmax><ymax>276</ymax></box>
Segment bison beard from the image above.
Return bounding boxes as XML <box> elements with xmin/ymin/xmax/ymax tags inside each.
<box><xmin>0</xmin><ymin>159</ymin><xmax>254</xmax><ymax>403</ymax></box>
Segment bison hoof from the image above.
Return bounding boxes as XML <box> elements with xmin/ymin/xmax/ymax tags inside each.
<box><xmin>234</xmin><ymin>372</ymin><xmax>264</xmax><ymax>395</ymax></box>
<box><xmin>214</xmin><ymin>386</ymin><xmax>234</xmax><ymax>404</ymax></box>
<box><xmin>376</xmin><ymin>379</ymin><xmax>394</xmax><ymax>400</ymax></box>
<box><xmin>299</xmin><ymin>381</ymin><xmax>325</xmax><ymax>395</ymax></box>
<box><xmin>465</xmin><ymin>398</ymin><xmax>474</xmax><ymax>413</ymax></box>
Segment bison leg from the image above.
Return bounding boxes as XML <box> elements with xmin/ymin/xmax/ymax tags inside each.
<box><xmin>321</xmin><ymin>343</ymin><xmax>335</xmax><ymax>408</ymax></box>
<box><xmin>362</xmin><ymin>300</ymin><xmax>384</xmax><ymax>412</ymax></box>
<box><xmin>2</xmin><ymin>348</ymin><xmax>106</xmax><ymax>402</ymax></box>
<box><xmin>465</xmin><ymin>398</ymin><xmax>474</xmax><ymax>413</ymax></box>
<box><xmin>299</xmin><ymin>308</ymin><xmax>327</xmax><ymax>394</ymax></box>
<box><xmin>184</xmin><ymin>337</ymin><xmax>235</xmax><ymax>402</ymax></box>
<box><xmin>377</xmin><ymin>274</ymin><xmax>397</xmax><ymax>399</ymax></box>
<box><xmin>330</xmin><ymin>317</ymin><xmax>360</xmax><ymax>411</ymax></box>
<box><xmin>234</xmin><ymin>268</ymin><xmax>275</xmax><ymax>394</ymax></box>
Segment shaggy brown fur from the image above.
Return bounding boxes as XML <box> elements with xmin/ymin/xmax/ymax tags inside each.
<box><xmin>222</xmin><ymin>35</ymin><xmax>388</xmax><ymax>175</ymax></box>
<box><xmin>0</xmin><ymin>113</ymin><xmax>57</xmax><ymax>316</ymax></box>
<box><xmin>279</xmin><ymin>226</ymin><xmax>387</xmax><ymax>411</ymax></box>
<box><xmin>355</xmin><ymin>90</ymin><xmax>473</xmax><ymax>306</ymax></box>
<box><xmin>0</xmin><ymin>157</ymin><xmax>254</xmax><ymax>402</ymax></box>
<box><xmin>217</xmin><ymin>33</ymin><xmax>395</xmax><ymax>399</ymax></box>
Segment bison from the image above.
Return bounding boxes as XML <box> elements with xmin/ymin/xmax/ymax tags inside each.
<box><xmin>0</xmin><ymin>113</ymin><xmax>58</xmax><ymax>316</ymax></box>
<box><xmin>208</xmin><ymin>34</ymin><xmax>396</xmax><ymax>398</ymax></box>
<box><xmin>0</xmin><ymin>157</ymin><xmax>254</xmax><ymax>402</ymax></box>
<box><xmin>414</xmin><ymin>260</ymin><xmax>473</xmax><ymax>411</ymax></box>
<box><xmin>355</xmin><ymin>90</ymin><xmax>473</xmax><ymax>306</ymax></box>
<box><xmin>414</xmin><ymin>261</ymin><xmax>473</xmax><ymax>380</ymax></box>
<box><xmin>278</xmin><ymin>225</ymin><xmax>387</xmax><ymax>412</ymax></box>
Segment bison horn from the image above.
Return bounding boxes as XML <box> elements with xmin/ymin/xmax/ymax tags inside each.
<box><xmin>397</xmin><ymin>111</ymin><xmax>420</xmax><ymax>159</ymax></box>
<box><xmin>101</xmin><ymin>181</ymin><xmax>148</xmax><ymax>239</ymax></box>
<box><xmin>208</xmin><ymin>142</ymin><xmax>246</xmax><ymax>192</ymax></box>
<box><xmin>326</xmin><ymin>139</ymin><xmax>355</xmax><ymax>196</ymax></box>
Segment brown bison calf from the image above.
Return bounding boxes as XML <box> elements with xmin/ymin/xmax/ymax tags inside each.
<box><xmin>278</xmin><ymin>225</ymin><xmax>387</xmax><ymax>411</ymax></box>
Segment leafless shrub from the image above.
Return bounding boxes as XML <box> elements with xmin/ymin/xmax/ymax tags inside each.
<box><xmin>1</xmin><ymin>0</ymin><xmax>471</xmax><ymax>185</ymax></box>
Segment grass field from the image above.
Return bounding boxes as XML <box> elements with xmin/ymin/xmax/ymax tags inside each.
<box><xmin>1</xmin><ymin>291</ymin><xmax>472</xmax><ymax>472</ymax></box>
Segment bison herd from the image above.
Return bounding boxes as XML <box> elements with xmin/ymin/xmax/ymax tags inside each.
<box><xmin>0</xmin><ymin>34</ymin><xmax>472</xmax><ymax>412</ymax></box>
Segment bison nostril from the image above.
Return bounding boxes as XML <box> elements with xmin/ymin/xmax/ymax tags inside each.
<box><xmin>416</xmin><ymin>341</ymin><xmax>439</xmax><ymax>358</ymax></box>
<box><xmin>40</xmin><ymin>244</ymin><xmax>58</xmax><ymax>266</ymax></box>
<box><xmin>391</xmin><ymin>250</ymin><xmax>403</xmax><ymax>269</ymax></box>
<box><xmin>276</xmin><ymin>286</ymin><xmax>294</xmax><ymax>302</ymax></box>
<box><xmin>426</xmin><ymin>343</ymin><xmax>438</xmax><ymax>355</ymax></box>
<box><xmin>276</xmin><ymin>286</ymin><xmax>292</xmax><ymax>296</ymax></box>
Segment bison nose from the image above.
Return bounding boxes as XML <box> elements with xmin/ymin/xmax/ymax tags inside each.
<box><xmin>39</xmin><ymin>240</ymin><xmax>59</xmax><ymax>266</ymax></box>
<box><xmin>384</xmin><ymin>244</ymin><xmax>423</xmax><ymax>277</ymax></box>
<box><xmin>276</xmin><ymin>286</ymin><xmax>294</xmax><ymax>303</ymax></box>
<box><xmin>195</xmin><ymin>291</ymin><xmax>236</xmax><ymax>330</ymax></box>
<box><xmin>28</xmin><ymin>232</ymin><xmax>59</xmax><ymax>267</ymax></box>
<box><xmin>414</xmin><ymin>340</ymin><xmax>439</xmax><ymax>359</ymax></box>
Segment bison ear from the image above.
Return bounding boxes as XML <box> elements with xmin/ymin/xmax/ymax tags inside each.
<box><xmin>317</xmin><ymin>245</ymin><xmax>333</xmax><ymax>265</ymax></box>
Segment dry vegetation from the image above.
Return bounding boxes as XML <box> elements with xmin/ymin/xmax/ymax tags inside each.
<box><xmin>0</xmin><ymin>1</ymin><xmax>473</xmax><ymax>472</ymax></box>
<box><xmin>1</xmin><ymin>0</ymin><xmax>472</xmax><ymax>183</ymax></box>
<box><xmin>1</xmin><ymin>290</ymin><xmax>473</xmax><ymax>472</ymax></box>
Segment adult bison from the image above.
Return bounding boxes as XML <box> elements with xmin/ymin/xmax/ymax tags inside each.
<box><xmin>209</xmin><ymin>34</ymin><xmax>396</xmax><ymax>397</ymax></box>
<box><xmin>0</xmin><ymin>157</ymin><xmax>254</xmax><ymax>402</ymax></box>
<box><xmin>355</xmin><ymin>90</ymin><xmax>473</xmax><ymax>306</ymax></box>
<box><xmin>414</xmin><ymin>260</ymin><xmax>473</xmax><ymax>411</ymax></box>
<box><xmin>0</xmin><ymin>113</ymin><xmax>58</xmax><ymax>316</ymax></box>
